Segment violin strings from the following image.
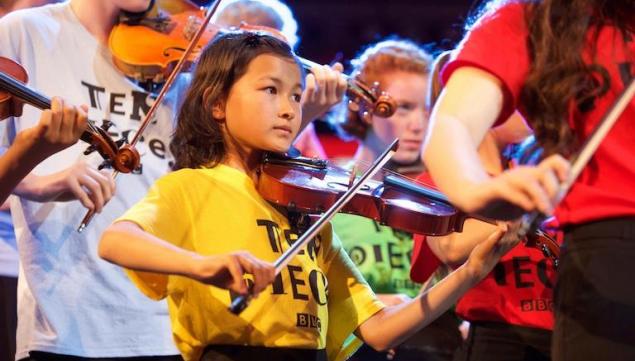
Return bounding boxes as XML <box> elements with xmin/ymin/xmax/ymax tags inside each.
<box><xmin>350</xmin><ymin>159</ymin><xmax>439</xmax><ymax>190</ymax></box>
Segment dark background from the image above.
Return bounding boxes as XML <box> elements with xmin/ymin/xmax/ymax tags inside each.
<box><xmin>288</xmin><ymin>0</ymin><xmax>479</xmax><ymax>136</ymax></box>
<box><xmin>194</xmin><ymin>0</ymin><xmax>481</xmax><ymax>67</ymax></box>
<box><xmin>290</xmin><ymin>0</ymin><xmax>478</xmax><ymax>65</ymax></box>
<box><xmin>194</xmin><ymin>0</ymin><xmax>482</xmax><ymax>137</ymax></box>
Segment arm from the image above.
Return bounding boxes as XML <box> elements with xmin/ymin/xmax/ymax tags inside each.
<box><xmin>13</xmin><ymin>160</ymin><xmax>115</xmax><ymax>213</ymax></box>
<box><xmin>423</xmin><ymin>67</ymin><xmax>570</xmax><ymax>219</ymax></box>
<box><xmin>0</xmin><ymin>97</ymin><xmax>88</xmax><ymax>204</ymax></box>
<box><xmin>423</xmin><ymin>67</ymin><xmax>504</xmax><ymax>210</ymax></box>
<box><xmin>376</xmin><ymin>293</ymin><xmax>411</xmax><ymax>306</ymax></box>
<box><xmin>356</xmin><ymin>224</ymin><xmax>517</xmax><ymax>351</ymax></box>
<box><xmin>99</xmin><ymin>221</ymin><xmax>275</xmax><ymax>295</ymax></box>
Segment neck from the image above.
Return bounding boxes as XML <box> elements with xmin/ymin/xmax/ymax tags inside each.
<box><xmin>70</xmin><ymin>0</ymin><xmax>120</xmax><ymax>45</ymax></box>
<box><xmin>222</xmin><ymin>135</ymin><xmax>262</xmax><ymax>182</ymax></box>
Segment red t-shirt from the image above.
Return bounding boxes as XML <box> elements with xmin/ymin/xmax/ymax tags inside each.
<box><xmin>410</xmin><ymin>173</ymin><xmax>557</xmax><ymax>330</ymax></box>
<box><xmin>442</xmin><ymin>2</ymin><xmax>635</xmax><ymax>226</ymax></box>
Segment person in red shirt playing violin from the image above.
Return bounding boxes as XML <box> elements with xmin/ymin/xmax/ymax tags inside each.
<box><xmin>411</xmin><ymin>50</ymin><xmax>557</xmax><ymax>361</ymax></box>
<box><xmin>421</xmin><ymin>0</ymin><xmax>634</xmax><ymax>360</ymax></box>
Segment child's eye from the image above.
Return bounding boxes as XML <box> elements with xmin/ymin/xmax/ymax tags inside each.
<box><xmin>292</xmin><ymin>93</ymin><xmax>302</xmax><ymax>103</ymax></box>
<box><xmin>264</xmin><ymin>86</ymin><xmax>277</xmax><ymax>94</ymax></box>
<box><xmin>397</xmin><ymin>102</ymin><xmax>415</xmax><ymax>112</ymax></box>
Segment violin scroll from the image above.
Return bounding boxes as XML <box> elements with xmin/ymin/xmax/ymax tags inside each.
<box><xmin>113</xmin><ymin>144</ymin><xmax>141</xmax><ymax>174</ymax></box>
<box><xmin>347</xmin><ymin>78</ymin><xmax>397</xmax><ymax>123</ymax></box>
<box><xmin>374</xmin><ymin>92</ymin><xmax>397</xmax><ymax>118</ymax></box>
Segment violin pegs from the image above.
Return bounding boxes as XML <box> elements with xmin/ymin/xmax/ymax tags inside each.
<box><xmin>115</xmin><ymin>132</ymin><xmax>130</xmax><ymax>147</ymax></box>
<box><xmin>100</xmin><ymin>120</ymin><xmax>114</xmax><ymax>131</ymax></box>
<box><xmin>361</xmin><ymin>111</ymin><xmax>372</xmax><ymax>124</ymax></box>
<box><xmin>370</xmin><ymin>81</ymin><xmax>381</xmax><ymax>95</ymax></box>
<box><xmin>97</xmin><ymin>159</ymin><xmax>112</xmax><ymax>171</ymax></box>
<box><xmin>83</xmin><ymin>144</ymin><xmax>97</xmax><ymax>155</ymax></box>
<box><xmin>347</xmin><ymin>99</ymin><xmax>360</xmax><ymax>113</ymax></box>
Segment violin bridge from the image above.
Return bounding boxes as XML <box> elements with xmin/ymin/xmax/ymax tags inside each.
<box><xmin>348</xmin><ymin>166</ymin><xmax>357</xmax><ymax>188</ymax></box>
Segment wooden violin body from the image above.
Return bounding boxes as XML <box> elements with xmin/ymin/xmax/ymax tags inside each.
<box><xmin>259</xmin><ymin>153</ymin><xmax>561</xmax><ymax>263</ymax></box>
<box><xmin>259</xmin><ymin>154</ymin><xmax>472</xmax><ymax>236</ymax></box>
<box><xmin>110</xmin><ymin>0</ymin><xmax>218</xmax><ymax>83</ymax></box>
<box><xmin>110</xmin><ymin>4</ymin><xmax>397</xmax><ymax>117</ymax></box>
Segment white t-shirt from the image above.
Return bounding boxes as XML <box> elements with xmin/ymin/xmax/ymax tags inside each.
<box><xmin>0</xmin><ymin>2</ymin><xmax>179</xmax><ymax>358</ymax></box>
<box><xmin>0</xmin><ymin>209</ymin><xmax>18</xmax><ymax>278</ymax></box>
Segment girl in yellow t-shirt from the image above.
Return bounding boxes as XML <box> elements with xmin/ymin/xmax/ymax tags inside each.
<box><xmin>99</xmin><ymin>31</ymin><xmax>520</xmax><ymax>361</ymax></box>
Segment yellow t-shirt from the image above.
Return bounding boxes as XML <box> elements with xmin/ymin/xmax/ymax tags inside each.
<box><xmin>117</xmin><ymin>165</ymin><xmax>384</xmax><ymax>361</ymax></box>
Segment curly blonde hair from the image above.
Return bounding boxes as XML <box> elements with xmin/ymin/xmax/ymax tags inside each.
<box><xmin>214</xmin><ymin>0</ymin><xmax>299</xmax><ymax>49</ymax></box>
<box><xmin>330</xmin><ymin>39</ymin><xmax>432</xmax><ymax>140</ymax></box>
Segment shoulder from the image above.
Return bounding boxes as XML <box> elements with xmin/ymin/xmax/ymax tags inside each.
<box><xmin>0</xmin><ymin>2</ymin><xmax>66</xmax><ymax>29</ymax></box>
<box><xmin>0</xmin><ymin>2</ymin><xmax>69</xmax><ymax>55</ymax></box>
<box><xmin>461</xmin><ymin>0</ymin><xmax>528</xmax><ymax>42</ymax></box>
<box><xmin>153</xmin><ymin>167</ymin><xmax>239</xmax><ymax>196</ymax></box>
<box><xmin>471</xmin><ymin>0</ymin><xmax>527</xmax><ymax>28</ymax></box>
<box><xmin>155</xmin><ymin>168</ymin><xmax>203</xmax><ymax>188</ymax></box>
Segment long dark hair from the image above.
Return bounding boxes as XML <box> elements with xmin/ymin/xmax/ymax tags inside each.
<box><xmin>170</xmin><ymin>31</ymin><xmax>301</xmax><ymax>170</ymax></box>
<box><xmin>470</xmin><ymin>0</ymin><xmax>633</xmax><ymax>156</ymax></box>
<box><xmin>521</xmin><ymin>0</ymin><xmax>633</xmax><ymax>156</ymax></box>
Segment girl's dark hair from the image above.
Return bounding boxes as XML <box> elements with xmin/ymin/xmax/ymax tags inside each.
<box><xmin>521</xmin><ymin>0</ymin><xmax>633</xmax><ymax>156</ymax></box>
<box><xmin>469</xmin><ymin>0</ymin><xmax>634</xmax><ymax>156</ymax></box>
<box><xmin>170</xmin><ymin>31</ymin><xmax>302</xmax><ymax>170</ymax></box>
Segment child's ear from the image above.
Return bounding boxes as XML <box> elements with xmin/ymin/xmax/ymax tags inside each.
<box><xmin>212</xmin><ymin>101</ymin><xmax>225</xmax><ymax>122</ymax></box>
<box><xmin>203</xmin><ymin>86</ymin><xmax>225</xmax><ymax>121</ymax></box>
<box><xmin>211</xmin><ymin>101</ymin><xmax>226</xmax><ymax>121</ymax></box>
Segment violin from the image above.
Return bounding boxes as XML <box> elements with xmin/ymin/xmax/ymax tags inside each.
<box><xmin>109</xmin><ymin>0</ymin><xmax>215</xmax><ymax>84</ymax></box>
<box><xmin>260</xmin><ymin>152</ymin><xmax>481</xmax><ymax>237</ymax></box>
<box><xmin>0</xmin><ymin>57</ymin><xmax>140</xmax><ymax>173</ymax></box>
<box><xmin>259</xmin><ymin>152</ymin><xmax>562</xmax><ymax>265</ymax></box>
<box><xmin>78</xmin><ymin>0</ymin><xmax>225</xmax><ymax>231</ymax></box>
<box><xmin>108</xmin><ymin>2</ymin><xmax>397</xmax><ymax>118</ymax></box>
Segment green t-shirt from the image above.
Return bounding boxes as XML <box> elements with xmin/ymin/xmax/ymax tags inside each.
<box><xmin>332</xmin><ymin>213</ymin><xmax>422</xmax><ymax>298</ymax></box>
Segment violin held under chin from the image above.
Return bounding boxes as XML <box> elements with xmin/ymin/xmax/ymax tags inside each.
<box><xmin>109</xmin><ymin>0</ymin><xmax>398</xmax><ymax>119</ymax></box>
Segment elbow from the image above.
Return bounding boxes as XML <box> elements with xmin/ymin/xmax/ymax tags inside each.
<box><xmin>98</xmin><ymin>226</ymin><xmax>119</xmax><ymax>262</ymax></box>
<box><xmin>442</xmin><ymin>248</ymin><xmax>468</xmax><ymax>269</ymax></box>
<box><xmin>360</xmin><ymin>321</ymin><xmax>401</xmax><ymax>352</ymax></box>
<box><xmin>365</xmin><ymin>338</ymin><xmax>394</xmax><ymax>353</ymax></box>
<box><xmin>429</xmin><ymin>236</ymin><xmax>467</xmax><ymax>268</ymax></box>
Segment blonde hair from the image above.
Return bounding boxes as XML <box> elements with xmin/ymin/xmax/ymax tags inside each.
<box><xmin>214</xmin><ymin>0</ymin><xmax>299</xmax><ymax>48</ymax></box>
<box><xmin>331</xmin><ymin>39</ymin><xmax>433</xmax><ymax>140</ymax></box>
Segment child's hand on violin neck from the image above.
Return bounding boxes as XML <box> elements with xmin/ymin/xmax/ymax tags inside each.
<box><xmin>189</xmin><ymin>251</ymin><xmax>275</xmax><ymax>296</ymax></box>
<box><xmin>465</xmin><ymin>154</ymin><xmax>571</xmax><ymax>220</ymax></box>
<box><xmin>464</xmin><ymin>222</ymin><xmax>521</xmax><ymax>281</ymax></box>
<box><xmin>23</xmin><ymin>97</ymin><xmax>88</xmax><ymax>157</ymax></box>
<box><xmin>301</xmin><ymin>62</ymin><xmax>347</xmax><ymax>124</ymax></box>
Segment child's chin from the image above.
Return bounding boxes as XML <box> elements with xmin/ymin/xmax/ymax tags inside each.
<box><xmin>266</xmin><ymin>143</ymin><xmax>293</xmax><ymax>154</ymax></box>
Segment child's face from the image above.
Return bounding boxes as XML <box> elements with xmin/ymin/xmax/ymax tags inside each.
<box><xmin>222</xmin><ymin>53</ymin><xmax>303</xmax><ymax>154</ymax></box>
<box><xmin>370</xmin><ymin>71</ymin><xmax>428</xmax><ymax>164</ymax></box>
